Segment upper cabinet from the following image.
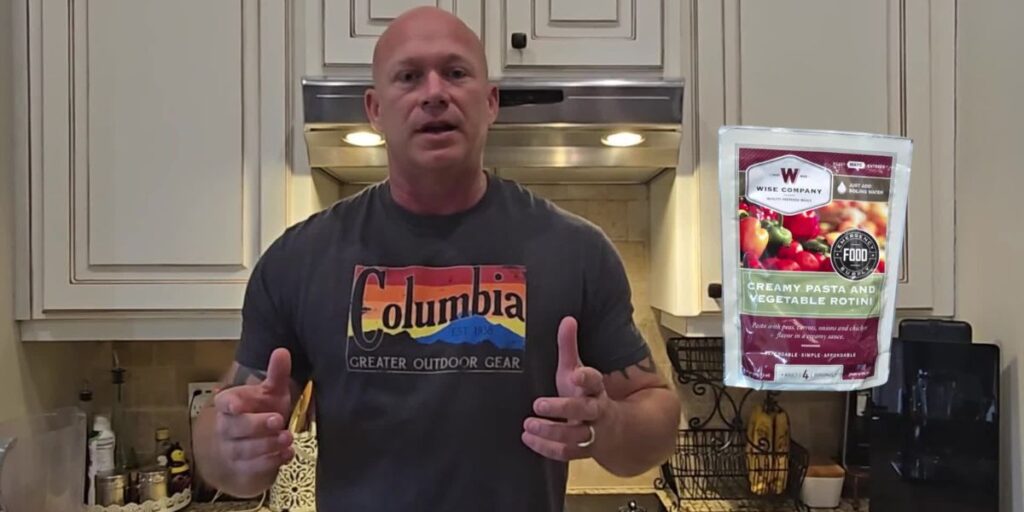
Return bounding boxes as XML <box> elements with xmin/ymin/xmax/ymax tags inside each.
<box><xmin>501</xmin><ymin>0</ymin><xmax>662</xmax><ymax>69</ymax></box>
<box><xmin>321</xmin><ymin>0</ymin><xmax>483</xmax><ymax>66</ymax></box>
<box><xmin>651</xmin><ymin>0</ymin><xmax>956</xmax><ymax>322</ymax></box>
<box><xmin>308</xmin><ymin>0</ymin><xmax>681</xmax><ymax>79</ymax></box>
<box><xmin>15</xmin><ymin>0</ymin><xmax>288</xmax><ymax>336</ymax></box>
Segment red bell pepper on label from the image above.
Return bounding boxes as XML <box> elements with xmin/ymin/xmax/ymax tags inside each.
<box><xmin>795</xmin><ymin>251</ymin><xmax>821</xmax><ymax>272</ymax></box>
<box><xmin>783</xmin><ymin>211</ymin><xmax>821</xmax><ymax>241</ymax></box>
<box><xmin>776</xmin><ymin>241</ymin><xmax>803</xmax><ymax>261</ymax></box>
<box><xmin>740</xmin><ymin>217</ymin><xmax>770</xmax><ymax>259</ymax></box>
<box><xmin>740</xmin><ymin>201</ymin><xmax>779</xmax><ymax>222</ymax></box>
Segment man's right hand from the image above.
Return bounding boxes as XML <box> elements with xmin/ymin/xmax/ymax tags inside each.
<box><xmin>211</xmin><ymin>348</ymin><xmax>296</xmax><ymax>476</ymax></box>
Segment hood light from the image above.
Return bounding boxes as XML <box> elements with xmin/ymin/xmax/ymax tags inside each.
<box><xmin>601</xmin><ymin>131</ymin><xmax>645</xmax><ymax>147</ymax></box>
<box><xmin>343</xmin><ymin>131</ymin><xmax>385</xmax><ymax>147</ymax></box>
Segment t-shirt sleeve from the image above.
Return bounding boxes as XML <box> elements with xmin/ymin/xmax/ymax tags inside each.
<box><xmin>234</xmin><ymin>240</ymin><xmax>312</xmax><ymax>386</ymax></box>
<box><xmin>577</xmin><ymin>228</ymin><xmax>652</xmax><ymax>374</ymax></box>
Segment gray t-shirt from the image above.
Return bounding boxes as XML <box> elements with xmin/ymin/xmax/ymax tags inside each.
<box><xmin>236</xmin><ymin>172</ymin><xmax>651</xmax><ymax>511</ymax></box>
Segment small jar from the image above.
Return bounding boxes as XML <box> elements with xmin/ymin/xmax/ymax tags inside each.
<box><xmin>95</xmin><ymin>473</ymin><xmax>126</xmax><ymax>506</ymax></box>
<box><xmin>137</xmin><ymin>466</ymin><xmax>168</xmax><ymax>502</ymax></box>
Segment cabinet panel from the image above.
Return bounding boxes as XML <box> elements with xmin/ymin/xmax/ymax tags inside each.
<box><xmin>31</xmin><ymin>0</ymin><xmax>287</xmax><ymax>312</ymax></box>
<box><xmin>503</xmin><ymin>0</ymin><xmax>662</xmax><ymax>68</ymax></box>
<box><xmin>550</xmin><ymin>0</ymin><xmax>617</xmax><ymax>22</ymax></box>
<box><xmin>322</xmin><ymin>0</ymin><xmax>482</xmax><ymax>66</ymax></box>
<box><xmin>84</xmin><ymin>1</ymin><xmax>244</xmax><ymax>267</ymax></box>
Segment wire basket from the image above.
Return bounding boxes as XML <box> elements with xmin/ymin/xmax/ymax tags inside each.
<box><xmin>666</xmin><ymin>337</ymin><xmax>724</xmax><ymax>383</ymax></box>
<box><xmin>658</xmin><ymin>429</ymin><xmax>810</xmax><ymax>511</ymax></box>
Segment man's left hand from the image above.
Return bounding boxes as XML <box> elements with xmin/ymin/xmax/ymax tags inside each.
<box><xmin>522</xmin><ymin>316</ymin><xmax>617</xmax><ymax>462</ymax></box>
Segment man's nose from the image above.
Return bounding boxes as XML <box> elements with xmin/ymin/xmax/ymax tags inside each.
<box><xmin>420</xmin><ymin>71</ymin><xmax>449</xmax><ymax>110</ymax></box>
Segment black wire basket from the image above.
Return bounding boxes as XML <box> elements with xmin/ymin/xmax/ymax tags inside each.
<box><xmin>658</xmin><ymin>429</ymin><xmax>810</xmax><ymax>510</ymax></box>
<box><xmin>658</xmin><ymin>336</ymin><xmax>811</xmax><ymax>511</ymax></box>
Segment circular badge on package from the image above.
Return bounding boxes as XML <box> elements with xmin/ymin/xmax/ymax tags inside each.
<box><xmin>831</xmin><ymin>229</ymin><xmax>880</xmax><ymax>281</ymax></box>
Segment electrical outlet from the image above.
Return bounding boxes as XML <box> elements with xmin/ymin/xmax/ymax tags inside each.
<box><xmin>188</xmin><ymin>382</ymin><xmax>218</xmax><ymax>419</ymax></box>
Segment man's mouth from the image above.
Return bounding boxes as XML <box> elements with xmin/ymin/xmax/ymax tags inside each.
<box><xmin>417</xmin><ymin>121</ymin><xmax>458</xmax><ymax>135</ymax></box>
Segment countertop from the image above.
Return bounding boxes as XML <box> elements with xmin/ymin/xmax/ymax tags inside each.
<box><xmin>184</xmin><ymin>498</ymin><xmax>870</xmax><ymax>511</ymax></box>
<box><xmin>182</xmin><ymin>495</ymin><xmax>864</xmax><ymax>512</ymax></box>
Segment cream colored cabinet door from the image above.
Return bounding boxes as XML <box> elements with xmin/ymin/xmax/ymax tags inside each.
<box><xmin>652</xmin><ymin>0</ymin><xmax>954</xmax><ymax>320</ymax></box>
<box><xmin>321</xmin><ymin>0</ymin><xmax>483</xmax><ymax>66</ymax></box>
<box><xmin>26</xmin><ymin>0</ymin><xmax>287</xmax><ymax>312</ymax></box>
<box><xmin>501</xmin><ymin>0</ymin><xmax>663</xmax><ymax>69</ymax></box>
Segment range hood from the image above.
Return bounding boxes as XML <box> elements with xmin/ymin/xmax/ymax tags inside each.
<box><xmin>302</xmin><ymin>78</ymin><xmax>684</xmax><ymax>184</ymax></box>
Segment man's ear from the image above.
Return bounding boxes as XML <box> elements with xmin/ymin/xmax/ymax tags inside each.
<box><xmin>487</xmin><ymin>84</ymin><xmax>499</xmax><ymax>124</ymax></box>
<box><xmin>365</xmin><ymin>87</ymin><xmax>382</xmax><ymax>132</ymax></box>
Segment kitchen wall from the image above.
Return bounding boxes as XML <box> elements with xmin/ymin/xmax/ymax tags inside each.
<box><xmin>955</xmin><ymin>1</ymin><xmax>1024</xmax><ymax>511</ymax></box>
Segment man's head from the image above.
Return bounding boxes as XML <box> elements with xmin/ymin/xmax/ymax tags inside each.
<box><xmin>365</xmin><ymin>7</ymin><xmax>498</xmax><ymax>176</ymax></box>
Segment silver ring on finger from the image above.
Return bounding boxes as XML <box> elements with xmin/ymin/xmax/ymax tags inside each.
<box><xmin>576</xmin><ymin>424</ymin><xmax>596</xmax><ymax>448</ymax></box>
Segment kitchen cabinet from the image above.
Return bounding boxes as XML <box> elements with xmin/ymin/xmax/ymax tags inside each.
<box><xmin>318</xmin><ymin>0</ymin><xmax>483</xmax><ymax>67</ymax></box>
<box><xmin>651</xmin><ymin>0</ymin><xmax>955</xmax><ymax>324</ymax></box>
<box><xmin>307</xmin><ymin>0</ymin><xmax>682</xmax><ymax>79</ymax></box>
<box><xmin>500</xmin><ymin>0</ymin><xmax>663</xmax><ymax>69</ymax></box>
<box><xmin>14</xmin><ymin>0</ymin><xmax>289</xmax><ymax>339</ymax></box>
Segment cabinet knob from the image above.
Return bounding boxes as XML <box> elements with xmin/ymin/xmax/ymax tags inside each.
<box><xmin>511</xmin><ymin>32</ymin><xmax>528</xmax><ymax>50</ymax></box>
<box><xmin>708</xmin><ymin>283</ymin><xmax>723</xmax><ymax>300</ymax></box>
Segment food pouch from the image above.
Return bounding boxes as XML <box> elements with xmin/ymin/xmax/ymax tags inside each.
<box><xmin>719</xmin><ymin>126</ymin><xmax>912</xmax><ymax>390</ymax></box>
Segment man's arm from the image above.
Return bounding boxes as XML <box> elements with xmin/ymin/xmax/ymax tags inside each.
<box><xmin>193</xmin><ymin>351</ymin><xmax>300</xmax><ymax>497</ymax></box>
<box><xmin>591</xmin><ymin>355</ymin><xmax>680</xmax><ymax>477</ymax></box>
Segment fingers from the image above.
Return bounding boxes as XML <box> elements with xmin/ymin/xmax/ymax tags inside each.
<box><xmin>213</xmin><ymin>386</ymin><xmax>283</xmax><ymax>416</ymax></box>
<box><xmin>572</xmin><ymin>367</ymin><xmax>605</xmax><ymax>396</ymax></box>
<box><xmin>556</xmin><ymin>316</ymin><xmax>580</xmax><ymax>375</ymax></box>
<box><xmin>521</xmin><ymin>431</ymin><xmax>588</xmax><ymax>462</ymax></box>
<box><xmin>240</xmin><ymin>446</ymin><xmax>295</xmax><ymax>475</ymax></box>
<box><xmin>523</xmin><ymin>418</ymin><xmax>594</xmax><ymax>445</ymax></box>
<box><xmin>216</xmin><ymin>411</ymin><xmax>286</xmax><ymax>439</ymax></box>
<box><xmin>533</xmin><ymin>396</ymin><xmax>602</xmax><ymax>423</ymax></box>
<box><xmin>225</xmin><ymin>431</ymin><xmax>293</xmax><ymax>461</ymax></box>
<box><xmin>262</xmin><ymin>348</ymin><xmax>293</xmax><ymax>394</ymax></box>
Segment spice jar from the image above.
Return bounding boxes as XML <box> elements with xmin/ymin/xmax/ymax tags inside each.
<box><xmin>95</xmin><ymin>473</ymin><xmax>126</xmax><ymax>506</ymax></box>
<box><xmin>136</xmin><ymin>466</ymin><xmax>168</xmax><ymax>502</ymax></box>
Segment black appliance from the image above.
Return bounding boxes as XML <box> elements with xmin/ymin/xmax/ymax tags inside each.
<box><xmin>867</xmin><ymin>325</ymin><xmax>1000</xmax><ymax>512</ymax></box>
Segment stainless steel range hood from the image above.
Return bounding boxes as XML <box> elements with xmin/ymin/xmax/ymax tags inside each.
<box><xmin>302</xmin><ymin>78</ymin><xmax>684</xmax><ymax>184</ymax></box>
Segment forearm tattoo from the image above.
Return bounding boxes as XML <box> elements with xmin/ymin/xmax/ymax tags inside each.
<box><xmin>610</xmin><ymin>356</ymin><xmax>658</xmax><ymax>380</ymax></box>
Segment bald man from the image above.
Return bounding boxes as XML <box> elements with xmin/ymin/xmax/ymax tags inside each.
<box><xmin>194</xmin><ymin>7</ymin><xmax>680</xmax><ymax>511</ymax></box>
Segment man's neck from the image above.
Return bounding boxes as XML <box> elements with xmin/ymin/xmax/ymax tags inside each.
<box><xmin>387</xmin><ymin>166</ymin><xmax>488</xmax><ymax>216</ymax></box>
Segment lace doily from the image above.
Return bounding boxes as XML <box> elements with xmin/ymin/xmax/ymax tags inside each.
<box><xmin>85</xmin><ymin>488</ymin><xmax>191</xmax><ymax>512</ymax></box>
<box><xmin>269</xmin><ymin>430</ymin><xmax>318</xmax><ymax>512</ymax></box>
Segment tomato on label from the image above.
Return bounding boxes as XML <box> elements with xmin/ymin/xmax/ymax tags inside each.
<box><xmin>777</xmin><ymin>241</ymin><xmax>803</xmax><ymax>261</ymax></box>
<box><xmin>795</xmin><ymin>251</ymin><xmax>821</xmax><ymax>272</ymax></box>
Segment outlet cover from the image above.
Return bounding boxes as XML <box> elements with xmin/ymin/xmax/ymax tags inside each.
<box><xmin>188</xmin><ymin>382</ymin><xmax>218</xmax><ymax>419</ymax></box>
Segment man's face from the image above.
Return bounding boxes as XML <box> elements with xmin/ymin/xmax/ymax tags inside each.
<box><xmin>366</xmin><ymin>21</ymin><xmax>498</xmax><ymax>172</ymax></box>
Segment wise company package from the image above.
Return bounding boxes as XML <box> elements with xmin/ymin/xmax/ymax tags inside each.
<box><xmin>718</xmin><ymin>126</ymin><xmax>912</xmax><ymax>391</ymax></box>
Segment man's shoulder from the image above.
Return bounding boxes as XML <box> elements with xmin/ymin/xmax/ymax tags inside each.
<box><xmin>492</xmin><ymin>176</ymin><xmax>606</xmax><ymax>239</ymax></box>
<box><xmin>264</xmin><ymin>182</ymin><xmax>381</xmax><ymax>258</ymax></box>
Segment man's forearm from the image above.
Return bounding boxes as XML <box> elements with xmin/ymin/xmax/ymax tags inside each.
<box><xmin>592</xmin><ymin>387</ymin><xmax>680</xmax><ymax>477</ymax></box>
<box><xmin>194</xmin><ymin>406</ymin><xmax>278</xmax><ymax>498</ymax></box>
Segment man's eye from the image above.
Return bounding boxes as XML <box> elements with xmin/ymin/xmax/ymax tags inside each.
<box><xmin>397</xmin><ymin>71</ymin><xmax>418</xmax><ymax>83</ymax></box>
<box><xmin>448</xmin><ymin>68</ymin><xmax>468</xmax><ymax>79</ymax></box>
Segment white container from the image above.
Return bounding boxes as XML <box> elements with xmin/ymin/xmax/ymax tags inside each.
<box><xmin>88</xmin><ymin>415</ymin><xmax>116</xmax><ymax>504</ymax></box>
<box><xmin>800</xmin><ymin>464</ymin><xmax>846</xmax><ymax>508</ymax></box>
